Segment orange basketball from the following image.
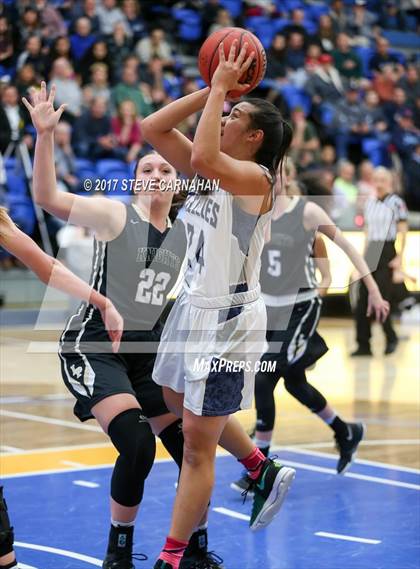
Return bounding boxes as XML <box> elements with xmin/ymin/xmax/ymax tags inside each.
<box><xmin>198</xmin><ymin>27</ymin><xmax>267</xmax><ymax>99</ymax></box>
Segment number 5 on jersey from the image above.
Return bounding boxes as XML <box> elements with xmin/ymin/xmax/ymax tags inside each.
<box><xmin>267</xmin><ymin>249</ymin><xmax>282</xmax><ymax>277</ymax></box>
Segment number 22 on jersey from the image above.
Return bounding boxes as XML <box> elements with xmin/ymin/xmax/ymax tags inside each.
<box><xmin>135</xmin><ymin>268</ymin><xmax>171</xmax><ymax>305</ymax></box>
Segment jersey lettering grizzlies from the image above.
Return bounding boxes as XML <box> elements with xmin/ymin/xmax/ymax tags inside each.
<box><xmin>179</xmin><ymin>170</ymin><xmax>273</xmax><ymax>300</ymax></box>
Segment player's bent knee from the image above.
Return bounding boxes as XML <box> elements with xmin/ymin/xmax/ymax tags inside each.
<box><xmin>108</xmin><ymin>408</ymin><xmax>156</xmax><ymax>479</ymax></box>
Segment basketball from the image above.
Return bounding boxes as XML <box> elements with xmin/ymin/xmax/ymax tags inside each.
<box><xmin>198</xmin><ymin>27</ymin><xmax>267</xmax><ymax>99</ymax></box>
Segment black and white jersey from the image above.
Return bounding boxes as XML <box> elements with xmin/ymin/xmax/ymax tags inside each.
<box><xmin>364</xmin><ymin>193</ymin><xmax>408</xmax><ymax>242</ymax></box>
<box><xmin>261</xmin><ymin>197</ymin><xmax>317</xmax><ymax>306</ymax></box>
<box><xmin>70</xmin><ymin>204</ymin><xmax>187</xmax><ymax>333</ymax></box>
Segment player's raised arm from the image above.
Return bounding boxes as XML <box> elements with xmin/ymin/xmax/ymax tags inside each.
<box><xmin>0</xmin><ymin>209</ymin><xmax>123</xmax><ymax>352</ymax></box>
<box><xmin>303</xmin><ymin>201</ymin><xmax>390</xmax><ymax>323</ymax></box>
<box><xmin>141</xmin><ymin>87</ymin><xmax>210</xmax><ymax>178</ymax></box>
<box><xmin>23</xmin><ymin>82</ymin><xmax>124</xmax><ymax>239</ymax></box>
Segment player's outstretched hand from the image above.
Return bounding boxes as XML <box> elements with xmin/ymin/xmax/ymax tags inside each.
<box><xmin>367</xmin><ymin>290</ymin><xmax>390</xmax><ymax>323</ymax></box>
<box><xmin>212</xmin><ymin>40</ymin><xmax>255</xmax><ymax>94</ymax></box>
<box><xmin>22</xmin><ymin>81</ymin><xmax>66</xmax><ymax>135</ymax></box>
<box><xmin>100</xmin><ymin>301</ymin><xmax>124</xmax><ymax>354</ymax></box>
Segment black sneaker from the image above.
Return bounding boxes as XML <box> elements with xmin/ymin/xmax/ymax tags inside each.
<box><xmin>180</xmin><ymin>551</ymin><xmax>224</xmax><ymax>568</ymax></box>
<box><xmin>384</xmin><ymin>339</ymin><xmax>398</xmax><ymax>355</ymax></box>
<box><xmin>102</xmin><ymin>525</ymin><xmax>147</xmax><ymax>569</ymax></box>
<box><xmin>230</xmin><ymin>472</ymin><xmax>254</xmax><ymax>496</ymax></box>
<box><xmin>180</xmin><ymin>528</ymin><xmax>224</xmax><ymax>568</ymax></box>
<box><xmin>249</xmin><ymin>459</ymin><xmax>296</xmax><ymax>532</ymax></box>
<box><xmin>335</xmin><ymin>422</ymin><xmax>365</xmax><ymax>474</ymax></box>
<box><xmin>350</xmin><ymin>347</ymin><xmax>372</xmax><ymax>357</ymax></box>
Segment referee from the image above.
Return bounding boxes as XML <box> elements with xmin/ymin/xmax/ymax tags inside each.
<box><xmin>352</xmin><ymin>166</ymin><xmax>408</xmax><ymax>356</ymax></box>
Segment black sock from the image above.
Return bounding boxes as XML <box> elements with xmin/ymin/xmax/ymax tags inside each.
<box><xmin>330</xmin><ymin>416</ymin><xmax>348</xmax><ymax>439</ymax></box>
<box><xmin>106</xmin><ymin>524</ymin><xmax>134</xmax><ymax>555</ymax></box>
<box><xmin>159</xmin><ymin>419</ymin><xmax>184</xmax><ymax>470</ymax></box>
<box><xmin>184</xmin><ymin>527</ymin><xmax>208</xmax><ymax>557</ymax></box>
<box><xmin>258</xmin><ymin>445</ymin><xmax>270</xmax><ymax>458</ymax></box>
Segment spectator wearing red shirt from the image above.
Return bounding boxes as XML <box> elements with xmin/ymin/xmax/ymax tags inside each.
<box><xmin>111</xmin><ymin>99</ymin><xmax>143</xmax><ymax>163</ymax></box>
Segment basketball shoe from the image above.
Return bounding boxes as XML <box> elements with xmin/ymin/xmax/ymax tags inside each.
<box><xmin>335</xmin><ymin>422</ymin><xmax>365</xmax><ymax>474</ymax></box>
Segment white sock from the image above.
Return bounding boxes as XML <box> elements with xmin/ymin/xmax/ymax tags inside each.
<box><xmin>111</xmin><ymin>519</ymin><xmax>135</xmax><ymax>528</ymax></box>
<box><xmin>254</xmin><ymin>438</ymin><xmax>270</xmax><ymax>449</ymax></box>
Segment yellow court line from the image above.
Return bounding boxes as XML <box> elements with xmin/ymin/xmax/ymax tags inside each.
<box><xmin>0</xmin><ymin>442</ymin><xmax>172</xmax><ymax>476</ymax></box>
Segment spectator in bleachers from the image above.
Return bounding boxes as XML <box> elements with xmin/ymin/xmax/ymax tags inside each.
<box><xmin>70</xmin><ymin>0</ymin><xmax>101</xmax><ymax>35</ymax></box>
<box><xmin>83</xmin><ymin>63</ymin><xmax>111</xmax><ymax>107</ymax></box>
<box><xmin>316</xmin><ymin>14</ymin><xmax>337</xmax><ymax>53</ymax></box>
<box><xmin>393</xmin><ymin>108</ymin><xmax>420</xmax><ymax>166</ymax></box>
<box><xmin>111</xmin><ymin>63</ymin><xmax>152</xmax><ymax>118</ymax></box>
<box><xmin>49</xmin><ymin>58</ymin><xmax>83</xmax><ymax>124</ymax></box>
<box><xmin>107</xmin><ymin>22</ymin><xmax>135</xmax><ymax>77</ymax></box>
<box><xmin>70</xmin><ymin>17</ymin><xmax>97</xmax><ymax>63</ymax></box>
<box><xmin>176</xmin><ymin>78</ymin><xmax>200</xmax><ymax>139</ymax></box>
<box><xmin>0</xmin><ymin>84</ymin><xmax>32</xmax><ymax>149</ymax></box>
<box><xmin>54</xmin><ymin>121</ymin><xmax>81</xmax><ymax>193</ymax></box>
<box><xmin>111</xmin><ymin>99</ymin><xmax>143</xmax><ymax>163</ymax></box>
<box><xmin>330</xmin><ymin>0</ymin><xmax>347</xmax><ymax>33</ymax></box>
<box><xmin>364</xmin><ymin>89</ymin><xmax>389</xmax><ymax>134</ymax></box>
<box><xmin>357</xmin><ymin>160</ymin><xmax>376</xmax><ymax>210</ymax></box>
<box><xmin>266</xmin><ymin>34</ymin><xmax>287</xmax><ymax>81</ymax></box>
<box><xmin>283</xmin><ymin>9</ymin><xmax>309</xmax><ymax>43</ymax></box>
<box><xmin>369</xmin><ymin>37</ymin><xmax>402</xmax><ymax>74</ymax></box>
<box><xmin>135</xmin><ymin>28</ymin><xmax>174</xmax><ymax>70</ymax></box>
<box><xmin>208</xmin><ymin>8</ymin><xmax>234</xmax><ymax>36</ymax></box>
<box><xmin>344</xmin><ymin>0</ymin><xmax>377</xmax><ymax>46</ymax></box>
<box><xmin>0</xmin><ymin>102</ymin><xmax>11</xmax><ymax>154</ymax></box>
<box><xmin>78</xmin><ymin>39</ymin><xmax>112</xmax><ymax>84</ymax></box>
<box><xmin>122</xmin><ymin>0</ymin><xmax>147</xmax><ymax>43</ymax></box>
<box><xmin>15</xmin><ymin>64</ymin><xmax>38</xmax><ymax>98</ymax></box>
<box><xmin>379</xmin><ymin>0</ymin><xmax>408</xmax><ymax>31</ymax></box>
<box><xmin>289</xmin><ymin>106</ymin><xmax>320</xmax><ymax>169</ymax></box>
<box><xmin>73</xmin><ymin>96</ymin><xmax>116</xmax><ymax>160</ymax></box>
<box><xmin>384</xmin><ymin>87</ymin><xmax>413</xmax><ymax>129</ymax></box>
<box><xmin>372</xmin><ymin>63</ymin><xmax>399</xmax><ymax>103</ymax></box>
<box><xmin>332</xmin><ymin>159</ymin><xmax>358</xmax><ymax>222</ymax></box>
<box><xmin>332</xmin><ymin>86</ymin><xmax>370</xmax><ymax>160</ymax></box>
<box><xmin>305</xmin><ymin>53</ymin><xmax>344</xmax><ymax>109</ymax></box>
<box><xmin>34</xmin><ymin>0</ymin><xmax>67</xmax><ymax>40</ymax></box>
<box><xmin>16</xmin><ymin>35</ymin><xmax>47</xmax><ymax>78</ymax></box>
<box><xmin>319</xmin><ymin>144</ymin><xmax>337</xmax><ymax>174</ymax></box>
<box><xmin>0</xmin><ymin>16</ymin><xmax>15</xmax><ymax>74</ymax></box>
<box><xmin>244</xmin><ymin>0</ymin><xmax>276</xmax><ymax>18</ymax></box>
<box><xmin>97</xmin><ymin>0</ymin><xmax>130</xmax><ymax>37</ymax></box>
<box><xmin>332</xmin><ymin>33</ymin><xmax>363</xmax><ymax>83</ymax></box>
<box><xmin>285</xmin><ymin>32</ymin><xmax>306</xmax><ymax>71</ymax></box>
<box><xmin>19</xmin><ymin>7</ymin><xmax>42</xmax><ymax>49</ymax></box>
<box><xmin>201</xmin><ymin>0</ymin><xmax>222</xmax><ymax>37</ymax></box>
<box><xmin>46</xmin><ymin>36</ymin><xmax>71</xmax><ymax>76</ymax></box>
<box><xmin>397</xmin><ymin>64</ymin><xmax>420</xmax><ymax>108</ymax></box>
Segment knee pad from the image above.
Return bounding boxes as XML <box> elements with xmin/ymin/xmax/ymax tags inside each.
<box><xmin>0</xmin><ymin>487</ymin><xmax>14</xmax><ymax>557</ymax></box>
<box><xmin>108</xmin><ymin>409</ymin><xmax>156</xmax><ymax>507</ymax></box>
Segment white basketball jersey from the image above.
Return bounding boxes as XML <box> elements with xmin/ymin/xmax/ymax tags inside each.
<box><xmin>179</xmin><ymin>170</ymin><xmax>273</xmax><ymax>300</ymax></box>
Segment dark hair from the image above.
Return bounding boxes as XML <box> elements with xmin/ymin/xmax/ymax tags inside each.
<box><xmin>244</xmin><ymin>98</ymin><xmax>293</xmax><ymax>185</ymax></box>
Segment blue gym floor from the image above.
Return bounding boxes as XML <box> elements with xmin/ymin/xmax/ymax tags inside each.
<box><xmin>4</xmin><ymin>450</ymin><xmax>420</xmax><ymax>569</ymax></box>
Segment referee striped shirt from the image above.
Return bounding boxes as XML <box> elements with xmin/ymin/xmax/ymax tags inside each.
<box><xmin>364</xmin><ymin>193</ymin><xmax>408</xmax><ymax>242</ymax></box>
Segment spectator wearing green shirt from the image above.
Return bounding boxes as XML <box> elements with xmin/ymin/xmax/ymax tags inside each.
<box><xmin>111</xmin><ymin>63</ymin><xmax>152</xmax><ymax>118</ymax></box>
<box><xmin>332</xmin><ymin>33</ymin><xmax>362</xmax><ymax>82</ymax></box>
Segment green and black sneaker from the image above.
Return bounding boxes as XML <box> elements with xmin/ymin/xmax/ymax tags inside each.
<box><xmin>249</xmin><ymin>459</ymin><xmax>296</xmax><ymax>532</ymax></box>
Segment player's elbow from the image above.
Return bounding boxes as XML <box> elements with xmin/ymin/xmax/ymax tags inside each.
<box><xmin>190</xmin><ymin>151</ymin><xmax>213</xmax><ymax>176</ymax></box>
